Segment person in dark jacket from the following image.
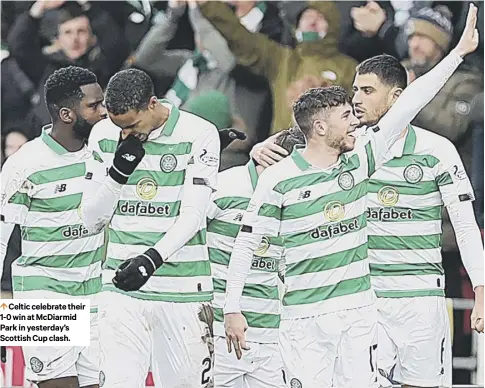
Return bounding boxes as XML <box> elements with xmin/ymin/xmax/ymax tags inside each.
<box><xmin>7</xmin><ymin>0</ymin><xmax>129</xmax><ymax>132</ymax></box>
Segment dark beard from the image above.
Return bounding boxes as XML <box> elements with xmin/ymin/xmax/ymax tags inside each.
<box><xmin>72</xmin><ymin>116</ymin><xmax>94</xmax><ymax>141</ymax></box>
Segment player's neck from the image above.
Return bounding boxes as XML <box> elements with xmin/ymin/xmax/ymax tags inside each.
<box><xmin>50</xmin><ymin>124</ymin><xmax>85</xmax><ymax>153</ymax></box>
<box><xmin>303</xmin><ymin>141</ymin><xmax>340</xmax><ymax>169</ymax></box>
<box><xmin>153</xmin><ymin>103</ymin><xmax>171</xmax><ymax>131</ymax></box>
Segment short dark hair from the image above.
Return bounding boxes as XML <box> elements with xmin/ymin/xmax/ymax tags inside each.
<box><xmin>44</xmin><ymin>66</ymin><xmax>98</xmax><ymax>122</ymax></box>
<box><xmin>58</xmin><ymin>2</ymin><xmax>88</xmax><ymax>26</ymax></box>
<box><xmin>356</xmin><ymin>54</ymin><xmax>407</xmax><ymax>89</ymax></box>
<box><xmin>274</xmin><ymin>127</ymin><xmax>306</xmax><ymax>154</ymax></box>
<box><xmin>293</xmin><ymin>86</ymin><xmax>351</xmax><ymax>137</ymax></box>
<box><xmin>105</xmin><ymin>69</ymin><xmax>155</xmax><ymax>115</ymax></box>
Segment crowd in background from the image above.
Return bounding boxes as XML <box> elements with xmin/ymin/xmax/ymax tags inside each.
<box><xmin>1</xmin><ymin>0</ymin><xmax>483</xmax><ymax>383</ymax></box>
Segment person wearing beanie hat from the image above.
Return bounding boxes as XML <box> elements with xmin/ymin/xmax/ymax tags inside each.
<box><xmin>406</xmin><ymin>5</ymin><xmax>454</xmax><ymax>75</ymax></box>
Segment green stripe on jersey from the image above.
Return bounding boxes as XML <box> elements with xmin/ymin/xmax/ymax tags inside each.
<box><xmin>108</xmin><ymin>229</ymin><xmax>206</xmax><ymax>246</ymax></box>
<box><xmin>375</xmin><ymin>289</ymin><xmax>445</xmax><ymax>298</ymax></box>
<box><xmin>213</xmin><ymin>278</ymin><xmax>279</xmax><ymax>300</ymax></box>
<box><xmin>27</xmin><ymin>163</ymin><xmax>86</xmax><ymax>185</ymax></box>
<box><xmin>208</xmin><ymin>247</ymin><xmax>231</xmax><ymax>266</ymax></box>
<box><xmin>370</xmin><ymin>262</ymin><xmax>444</xmax><ymax>276</ymax></box>
<box><xmin>9</xmin><ymin>192</ymin><xmax>31</xmax><ymax>207</ymax></box>
<box><xmin>13</xmin><ymin>276</ymin><xmax>101</xmax><ymax>296</ymax></box>
<box><xmin>286</xmin><ymin>243</ymin><xmax>367</xmax><ymax>276</ymax></box>
<box><xmin>22</xmin><ymin>224</ymin><xmax>91</xmax><ymax>242</ymax></box>
<box><xmin>213</xmin><ymin>307</ymin><xmax>280</xmax><ymax>329</ymax></box>
<box><xmin>436</xmin><ymin>172</ymin><xmax>453</xmax><ymax>186</ymax></box>
<box><xmin>384</xmin><ymin>154</ymin><xmax>439</xmax><ymax>168</ymax></box>
<box><xmin>283</xmin><ymin>275</ymin><xmax>371</xmax><ymax>306</ymax></box>
<box><xmin>18</xmin><ymin>246</ymin><xmax>104</xmax><ymax>268</ymax></box>
<box><xmin>127</xmin><ymin>170</ymin><xmax>185</xmax><ymax>187</ymax></box>
<box><xmin>368</xmin><ymin>234</ymin><xmax>441</xmax><ymax>250</ymax></box>
<box><xmin>99</xmin><ymin>139</ymin><xmax>192</xmax><ymax>156</ymax></box>
<box><xmin>30</xmin><ymin>193</ymin><xmax>82</xmax><ymax>213</ymax></box>
<box><xmin>365</xmin><ymin>142</ymin><xmax>376</xmax><ymax>176</ymax></box>
<box><xmin>368</xmin><ymin>180</ymin><xmax>438</xmax><ymax>195</ymax></box>
<box><xmin>104</xmin><ymin>258</ymin><xmax>210</xmax><ymax>277</ymax></box>
<box><xmin>207</xmin><ymin>219</ymin><xmax>240</xmax><ymax>238</ymax></box>
<box><xmin>274</xmin><ymin>154</ymin><xmax>360</xmax><ymax>194</ymax></box>
<box><xmin>214</xmin><ymin>197</ymin><xmax>250</xmax><ymax>211</ymax></box>
<box><xmin>102</xmin><ymin>285</ymin><xmax>213</xmax><ymax>302</ymax></box>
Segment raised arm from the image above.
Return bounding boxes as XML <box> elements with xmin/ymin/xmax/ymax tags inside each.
<box><xmin>370</xmin><ymin>4</ymin><xmax>479</xmax><ymax>170</ymax></box>
<box><xmin>198</xmin><ymin>0</ymin><xmax>285</xmax><ymax>81</ymax></box>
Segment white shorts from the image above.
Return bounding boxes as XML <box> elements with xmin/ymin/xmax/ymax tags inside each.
<box><xmin>279</xmin><ymin>304</ymin><xmax>378</xmax><ymax>388</ymax></box>
<box><xmin>376</xmin><ymin>296</ymin><xmax>452</xmax><ymax>388</ymax></box>
<box><xmin>98</xmin><ymin>291</ymin><xmax>213</xmax><ymax>388</ymax></box>
<box><xmin>23</xmin><ymin>311</ymin><xmax>99</xmax><ymax>387</ymax></box>
<box><xmin>214</xmin><ymin>336</ymin><xmax>285</xmax><ymax>388</ymax></box>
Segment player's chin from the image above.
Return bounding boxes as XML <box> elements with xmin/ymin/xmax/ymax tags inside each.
<box><xmin>343</xmin><ymin>135</ymin><xmax>356</xmax><ymax>152</ymax></box>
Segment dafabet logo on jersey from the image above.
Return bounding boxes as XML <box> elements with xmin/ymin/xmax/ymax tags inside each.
<box><xmin>311</xmin><ymin>201</ymin><xmax>359</xmax><ymax>239</ymax></box>
<box><xmin>367</xmin><ymin>186</ymin><xmax>413</xmax><ymax>221</ymax></box>
<box><xmin>251</xmin><ymin>257</ymin><xmax>276</xmax><ymax>271</ymax></box>
<box><xmin>136</xmin><ymin>177</ymin><xmax>157</xmax><ymax>200</ymax></box>
<box><xmin>118</xmin><ymin>201</ymin><xmax>171</xmax><ymax>216</ymax></box>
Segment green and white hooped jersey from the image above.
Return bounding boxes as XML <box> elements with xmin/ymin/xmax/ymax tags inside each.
<box><xmin>0</xmin><ymin>128</ymin><xmax>106</xmax><ymax>311</ymax></box>
<box><xmin>367</xmin><ymin>126</ymin><xmax>475</xmax><ymax>298</ymax></box>
<box><xmin>88</xmin><ymin>100</ymin><xmax>219</xmax><ymax>302</ymax></box>
<box><xmin>207</xmin><ymin>162</ymin><xmax>284</xmax><ymax>343</ymax></box>
<box><xmin>242</xmin><ymin>140</ymin><xmax>379</xmax><ymax>320</ymax></box>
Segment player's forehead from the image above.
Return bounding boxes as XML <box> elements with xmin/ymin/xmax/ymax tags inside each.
<box><xmin>80</xmin><ymin>83</ymin><xmax>104</xmax><ymax>104</ymax></box>
<box><xmin>353</xmin><ymin>72</ymin><xmax>384</xmax><ymax>89</ymax></box>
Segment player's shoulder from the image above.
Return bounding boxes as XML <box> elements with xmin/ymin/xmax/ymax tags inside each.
<box><xmin>258</xmin><ymin>157</ymin><xmax>301</xmax><ymax>190</ymax></box>
<box><xmin>413</xmin><ymin>126</ymin><xmax>458</xmax><ymax>158</ymax></box>
<box><xmin>89</xmin><ymin>118</ymin><xmax>120</xmax><ymax>143</ymax></box>
<box><xmin>177</xmin><ymin>110</ymin><xmax>218</xmax><ymax>141</ymax></box>
<box><xmin>215</xmin><ymin>165</ymin><xmax>252</xmax><ymax>198</ymax></box>
<box><xmin>2</xmin><ymin>137</ymin><xmax>48</xmax><ymax>178</ymax></box>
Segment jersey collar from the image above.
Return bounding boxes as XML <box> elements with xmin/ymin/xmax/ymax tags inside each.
<box><xmin>291</xmin><ymin>144</ymin><xmax>349</xmax><ymax>172</ymax></box>
<box><xmin>392</xmin><ymin>124</ymin><xmax>416</xmax><ymax>158</ymax></box>
<box><xmin>41</xmin><ymin>124</ymin><xmax>69</xmax><ymax>155</ymax></box>
<box><xmin>148</xmin><ymin>99</ymin><xmax>180</xmax><ymax>140</ymax></box>
<box><xmin>247</xmin><ymin>160</ymin><xmax>259</xmax><ymax>190</ymax></box>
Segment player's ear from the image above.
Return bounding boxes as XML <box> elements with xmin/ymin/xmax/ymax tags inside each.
<box><xmin>313</xmin><ymin>119</ymin><xmax>326</xmax><ymax>137</ymax></box>
<box><xmin>59</xmin><ymin>107</ymin><xmax>74</xmax><ymax>124</ymax></box>
<box><xmin>148</xmin><ymin>96</ymin><xmax>158</xmax><ymax>111</ymax></box>
<box><xmin>390</xmin><ymin>87</ymin><xmax>403</xmax><ymax>105</ymax></box>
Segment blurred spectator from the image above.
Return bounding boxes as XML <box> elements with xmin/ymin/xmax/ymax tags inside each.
<box><xmin>7</xmin><ymin>0</ymin><xmax>129</xmax><ymax>132</ymax></box>
<box><xmin>401</xmin><ymin>5</ymin><xmax>483</xmax><ymax>271</ymax></box>
<box><xmin>471</xmin><ymin>92</ymin><xmax>484</xmax><ymax>229</ymax></box>
<box><xmin>286</xmin><ymin>74</ymin><xmax>333</xmax><ymax>108</ymax></box>
<box><xmin>199</xmin><ymin>0</ymin><xmax>358</xmax><ymax>135</ymax></box>
<box><xmin>3</xmin><ymin>130</ymin><xmax>29</xmax><ymax>158</ymax></box>
<box><xmin>131</xmin><ymin>0</ymin><xmax>284</xmax><ymax>169</ymax></box>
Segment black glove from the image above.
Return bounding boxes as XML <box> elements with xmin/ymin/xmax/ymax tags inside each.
<box><xmin>112</xmin><ymin>248</ymin><xmax>163</xmax><ymax>291</ymax></box>
<box><xmin>218</xmin><ymin>128</ymin><xmax>246</xmax><ymax>151</ymax></box>
<box><xmin>1</xmin><ymin>345</ymin><xmax>5</xmax><ymax>363</ymax></box>
<box><xmin>109</xmin><ymin>135</ymin><xmax>145</xmax><ymax>184</ymax></box>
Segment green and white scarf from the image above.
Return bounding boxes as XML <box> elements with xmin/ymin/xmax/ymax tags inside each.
<box><xmin>165</xmin><ymin>2</ymin><xmax>267</xmax><ymax>107</ymax></box>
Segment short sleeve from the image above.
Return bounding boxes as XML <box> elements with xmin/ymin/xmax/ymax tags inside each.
<box><xmin>434</xmin><ymin>140</ymin><xmax>475</xmax><ymax>207</ymax></box>
<box><xmin>241</xmin><ymin>170</ymin><xmax>284</xmax><ymax>238</ymax></box>
<box><xmin>1</xmin><ymin>158</ymin><xmax>35</xmax><ymax>225</ymax></box>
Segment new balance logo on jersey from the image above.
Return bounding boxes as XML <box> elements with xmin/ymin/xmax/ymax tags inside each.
<box><xmin>233</xmin><ymin>213</ymin><xmax>243</xmax><ymax>222</ymax></box>
<box><xmin>298</xmin><ymin>190</ymin><xmax>311</xmax><ymax>200</ymax></box>
<box><xmin>122</xmin><ymin>153</ymin><xmax>136</xmax><ymax>162</ymax></box>
<box><xmin>54</xmin><ymin>184</ymin><xmax>67</xmax><ymax>193</ymax></box>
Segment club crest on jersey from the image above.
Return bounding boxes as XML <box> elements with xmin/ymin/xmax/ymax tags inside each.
<box><xmin>290</xmin><ymin>378</ymin><xmax>302</xmax><ymax>388</ymax></box>
<box><xmin>324</xmin><ymin>201</ymin><xmax>345</xmax><ymax>222</ymax></box>
<box><xmin>136</xmin><ymin>177</ymin><xmax>158</xmax><ymax>200</ymax></box>
<box><xmin>30</xmin><ymin>357</ymin><xmax>43</xmax><ymax>373</ymax></box>
<box><xmin>403</xmin><ymin>164</ymin><xmax>423</xmax><ymax>184</ymax></box>
<box><xmin>160</xmin><ymin>154</ymin><xmax>177</xmax><ymax>173</ymax></box>
<box><xmin>377</xmin><ymin>186</ymin><xmax>399</xmax><ymax>206</ymax></box>
<box><xmin>338</xmin><ymin>172</ymin><xmax>354</xmax><ymax>191</ymax></box>
<box><xmin>255</xmin><ymin>236</ymin><xmax>270</xmax><ymax>256</ymax></box>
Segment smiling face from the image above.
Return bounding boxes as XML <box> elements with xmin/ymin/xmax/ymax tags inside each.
<box><xmin>321</xmin><ymin>102</ymin><xmax>359</xmax><ymax>152</ymax></box>
<box><xmin>298</xmin><ymin>8</ymin><xmax>329</xmax><ymax>35</ymax></box>
<box><xmin>352</xmin><ymin>72</ymin><xmax>396</xmax><ymax>127</ymax></box>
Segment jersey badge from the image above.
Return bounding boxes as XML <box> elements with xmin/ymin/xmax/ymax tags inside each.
<box><xmin>160</xmin><ymin>154</ymin><xmax>177</xmax><ymax>173</ymax></box>
<box><xmin>403</xmin><ymin>164</ymin><xmax>423</xmax><ymax>184</ymax></box>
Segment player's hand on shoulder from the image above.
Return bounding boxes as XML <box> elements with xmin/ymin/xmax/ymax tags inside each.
<box><xmin>250</xmin><ymin>133</ymin><xmax>289</xmax><ymax>168</ymax></box>
<box><xmin>112</xmin><ymin>248</ymin><xmax>163</xmax><ymax>291</ymax></box>
<box><xmin>224</xmin><ymin>312</ymin><xmax>250</xmax><ymax>360</ymax></box>
<box><xmin>109</xmin><ymin>135</ymin><xmax>146</xmax><ymax>184</ymax></box>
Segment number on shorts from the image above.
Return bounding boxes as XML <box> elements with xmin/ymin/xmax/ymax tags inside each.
<box><xmin>201</xmin><ymin>357</ymin><xmax>212</xmax><ymax>384</ymax></box>
<box><xmin>369</xmin><ymin>344</ymin><xmax>378</xmax><ymax>372</ymax></box>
